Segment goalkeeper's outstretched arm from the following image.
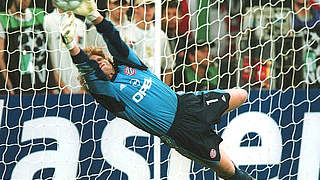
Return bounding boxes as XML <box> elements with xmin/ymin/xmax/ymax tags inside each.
<box><xmin>71</xmin><ymin>0</ymin><xmax>144</xmax><ymax>67</ymax></box>
<box><xmin>58</xmin><ymin>0</ymin><xmax>103</xmax><ymax>57</ymax></box>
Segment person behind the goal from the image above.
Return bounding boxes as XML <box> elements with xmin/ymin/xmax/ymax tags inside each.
<box><xmin>58</xmin><ymin>0</ymin><xmax>254</xmax><ymax>179</ymax></box>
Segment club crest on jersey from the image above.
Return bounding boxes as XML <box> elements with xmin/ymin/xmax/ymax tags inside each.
<box><xmin>209</xmin><ymin>149</ymin><xmax>217</xmax><ymax>159</ymax></box>
<box><xmin>124</xmin><ymin>67</ymin><xmax>136</xmax><ymax>76</ymax></box>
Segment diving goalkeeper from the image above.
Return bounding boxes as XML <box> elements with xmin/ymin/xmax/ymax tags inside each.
<box><xmin>58</xmin><ymin>0</ymin><xmax>253</xmax><ymax>179</ymax></box>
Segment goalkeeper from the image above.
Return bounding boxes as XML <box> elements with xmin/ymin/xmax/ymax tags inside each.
<box><xmin>59</xmin><ymin>0</ymin><xmax>253</xmax><ymax>179</ymax></box>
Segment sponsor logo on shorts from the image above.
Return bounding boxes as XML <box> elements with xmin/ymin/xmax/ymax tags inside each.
<box><xmin>124</xmin><ymin>67</ymin><xmax>136</xmax><ymax>76</ymax></box>
<box><xmin>209</xmin><ymin>148</ymin><xmax>217</xmax><ymax>159</ymax></box>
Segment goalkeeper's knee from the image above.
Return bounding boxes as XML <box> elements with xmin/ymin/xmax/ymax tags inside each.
<box><xmin>226</xmin><ymin>165</ymin><xmax>254</xmax><ymax>180</ymax></box>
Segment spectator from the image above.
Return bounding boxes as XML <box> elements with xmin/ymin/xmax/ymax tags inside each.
<box><xmin>105</xmin><ymin>0</ymin><xmax>131</xmax><ymax>42</ymax></box>
<box><xmin>293</xmin><ymin>0</ymin><xmax>320</xmax><ymax>88</ymax></box>
<box><xmin>188</xmin><ymin>1</ymin><xmax>238</xmax><ymax>89</ymax></box>
<box><xmin>294</xmin><ymin>0</ymin><xmax>320</xmax><ymax>26</ymax></box>
<box><xmin>44</xmin><ymin>6</ymin><xmax>87</xmax><ymax>94</ymax></box>
<box><xmin>161</xmin><ymin>0</ymin><xmax>189</xmax><ymax>67</ymax></box>
<box><xmin>0</xmin><ymin>0</ymin><xmax>60</xmax><ymax>95</ymax></box>
<box><xmin>311</xmin><ymin>0</ymin><xmax>320</xmax><ymax>9</ymax></box>
<box><xmin>85</xmin><ymin>25</ymin><xmax>109</xmax><ymax>58</ymax></box>
<box><xmin>129</xmin><ymin>0</ymin><xmax>175</xmax><ymax>86</ymax></box>
<box><xmin>174</xmin><ymin>39</ymin><xmax>218</xmax><ymax>92</ymax></box>
<box><xmin>188</xmin><ymin>1</ymin><xmax>229</xmax><ymax>57</ymax></box>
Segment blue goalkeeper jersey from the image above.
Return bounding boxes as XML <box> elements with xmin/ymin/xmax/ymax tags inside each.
<box><xmin>72</xmin><ymin>19</ymin><xmax>177</xmax><ymax>136</ymax></box>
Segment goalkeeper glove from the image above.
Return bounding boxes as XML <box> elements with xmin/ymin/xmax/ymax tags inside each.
<box><xmin>60</xmin><ymin>12</ymin><xmax>76</xmax><ymax>50</ymax></box>
<box><xmin>73</xmin><ymin>0</ymin><xmax>100</xmax><ymax>22</ymax></box>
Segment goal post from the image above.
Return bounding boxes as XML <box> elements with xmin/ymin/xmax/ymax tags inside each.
<box><xmin>0</xmin><ymin>0</ymin><xmax>319</xmax><ymax>180</ymax></box>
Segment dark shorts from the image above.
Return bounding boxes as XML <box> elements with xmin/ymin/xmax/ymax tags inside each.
<box><xmin>166</xmin><ymin>90</ymin><xmax>230</xmax><ymax>167</ymax></box>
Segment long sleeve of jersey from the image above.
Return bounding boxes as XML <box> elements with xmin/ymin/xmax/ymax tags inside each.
<box><xmin>71</xmin><ymin>19</ymin><xmax>178</xmax><ymax>137</ymax></box>
<box><xmin>94</xmin><ymin>19</ymin><xmax>145</xmax><ymax>68</ymax></box>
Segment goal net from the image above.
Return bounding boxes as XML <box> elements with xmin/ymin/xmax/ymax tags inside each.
<box><xmin>0</xmin><ymin>0</ymin><xmax>320</xmax><ymax>179</ymax></box>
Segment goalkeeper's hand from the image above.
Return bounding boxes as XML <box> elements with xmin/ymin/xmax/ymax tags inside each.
<box><xmin>60</xmin><ymin>12</ymin><xmax>76</xmax><ymax>50</ymax></box>
<box><xmin>73</xmin><ymin>0</ymin><xmax>100</xmax><ymax>22</ymax></box>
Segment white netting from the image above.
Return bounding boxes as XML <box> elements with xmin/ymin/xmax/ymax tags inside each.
<box><xmin>0</xmin><ymin>0</ymin><xmax>319</xmax><ymax>179</ymax></box>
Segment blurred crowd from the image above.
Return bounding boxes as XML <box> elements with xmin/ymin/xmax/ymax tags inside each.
<box><xmin>0</xmin><ymin>0</ymin><xmax>319</xmax><ymax>96</ymax></box>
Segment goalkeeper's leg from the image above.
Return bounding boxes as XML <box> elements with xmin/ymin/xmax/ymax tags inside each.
<box><xmin>222</xmin><ymin>89</ymin><xmax>248</xmax><ymax>115</ymax></box>
<box><xmin>166</xmin><ymin>137</ymin><xmax>254</xmax><ymax>179</ymax></box>
<box><xmin>212</xmin><ymin>148</ymin><xmax>254</xmax><ymax>180</ymax></box>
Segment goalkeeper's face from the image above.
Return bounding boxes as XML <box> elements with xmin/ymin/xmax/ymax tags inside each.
<box><xmin>90</xmin><ymin>55</ymin><xmax>116</xmax><ymax>80</ymax></box>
